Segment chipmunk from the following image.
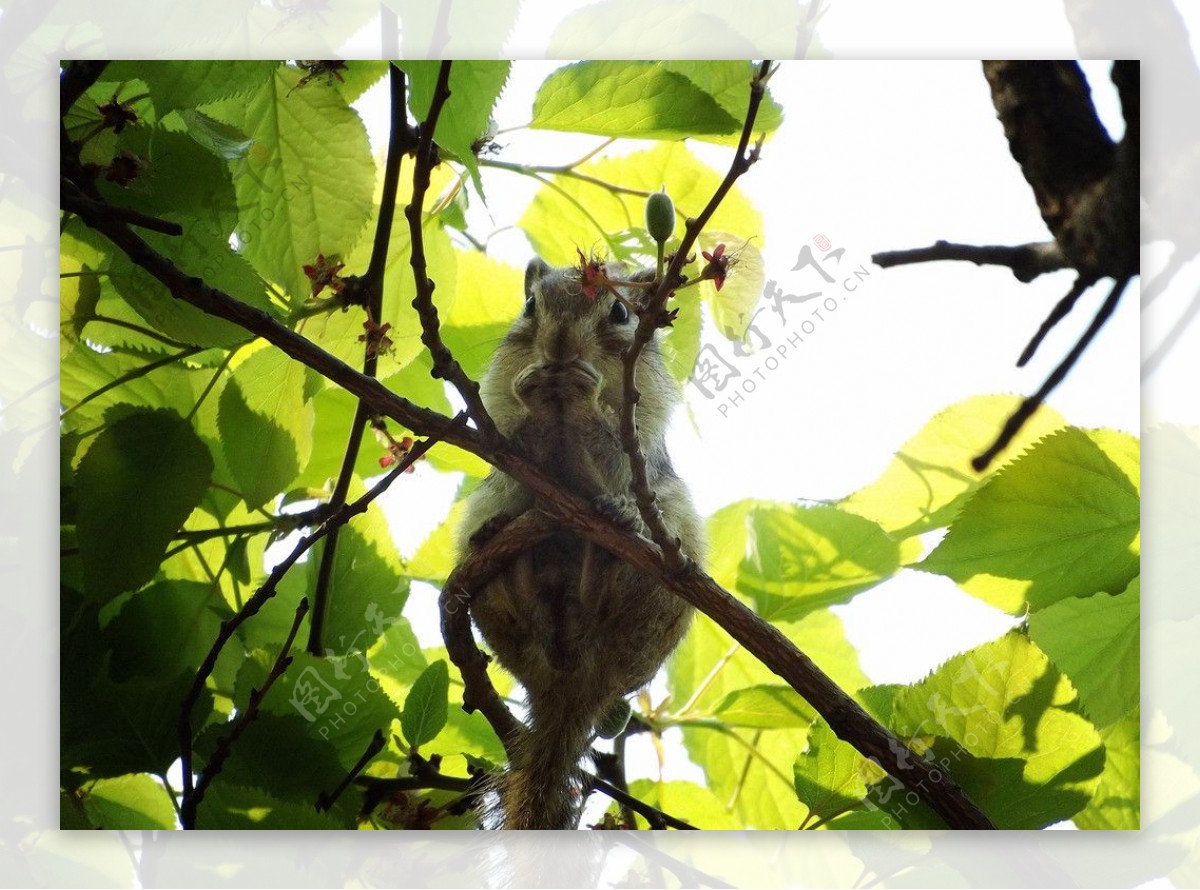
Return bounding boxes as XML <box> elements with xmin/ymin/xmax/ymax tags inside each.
<box><xmin>457</xmin><ymin>257</ymin><xmax>705</xmax><ymax>830</ymax></box>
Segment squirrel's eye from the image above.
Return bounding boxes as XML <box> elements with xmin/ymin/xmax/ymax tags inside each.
<box><xmin>609</xmin><ymin>300</ymin><xmax>630</xmax><ymax>324</ymax></box>
<box><xmin>523</xmin><ymin>296</ymin><xmax>536</xmax><ymax>318</ymax></box>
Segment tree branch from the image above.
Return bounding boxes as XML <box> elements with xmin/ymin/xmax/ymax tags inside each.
<box><xmin>404</xmin><ymin>60</ymin><xmax>499</xmax><ymax>443</ymax></box>
<box><xmin>62</xmin><ymin>179</ymin><xmax>183</xmax><ymax>236</ymax></box>
<box><xmin>438</xmin><ymin>510</ymin><xmax>557</xmax><ymax>758</ymax></box>
<box><xmin>871</xmin><ymin>239</ymin><xmax>1068</xmax><ymax>283</ymax></box>
<box><xmin>308</xmin><ymin>64</ymin><xmax>415</xmax><ymax>656</ymax></box>
<box><xmin>177</xmin><ymin>424</ymin><xmax>456</xmax><ymax>828</ymax></box>
<box><xmin>60</xmin><ymin>60</ymin><xmax>109</xmax><ymax>116</ymax></box>
<box><xmin>183</xmin><ymin>596</ymin><xmax>309</xmax><ymax>829</ymax></box>
<box><xmin>587</xmin><ymin>775</ymin><xmax>696</xmax><ymax>830</ymax></box>
<box><xmin>973</xmin><ymin>275</ymin><xmax>1131</xmax><ymax>470</ymax></box>
<box><xmin>317</xmin><ymin>729</ymin><xmax>386</xmax><ymax>813</ymax></box>
<box><xmin>619</xmin><ymin>60</ymin><xmax>775</xmax><ymax>571</ymax></box>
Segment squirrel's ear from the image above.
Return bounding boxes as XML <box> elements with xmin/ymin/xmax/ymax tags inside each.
<box><xmin>628</xmin><ymin>267</ymin><xmax>657</xmax><ymax>284</ymax></box>
<box><xmin>525</xmin><ymin>258</ymin><xmax>551</xmax><ymax>298</ymax></box>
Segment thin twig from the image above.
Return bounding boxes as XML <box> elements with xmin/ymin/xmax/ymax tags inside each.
<box><xmin>317</xmin><ymin>729</ymin><xmax>386</xmax><ymax>813</ymax></box>
<box><xmin>973</xmin><ymin>275</ymin><xmax>1131</xmax><ymax>470</ymax></box>
<box><xmin>404</xmin><ymin>60</ymin><xmax>498</xmax><ymax>443</ymax></box>
<box><xmin>586</xmin><ymin>775</ymin><xmax>696</xmax><ymax>830</ymax></box>
<box><xmin>60</xmin><ymin>345</ymin><xmax>205</xmax><ymax>418</ymax></box>
<box><xmin>871</xmin><ymin>239</ymin><xmax>1068</xmax><ymax>283</ymax></box>
<box><xmin>185</xmin><ymin>596</ymin><xmax>309</xmax><ymax>828</ymax></box>
<box><xmin>178</xmin><ymin>423</ymin><xmax>457</xmax><ymax>828</ymax></box>
<box><xmin>1017</xmin><ymin>275</ymin><xmax>1094</xmax><ymax>366</ymax></box>
<box><xmin>618</xmin><ymin>60</ymin><xmax>774</xmax><ymax>571</ymax></box>
<box><xmin>308</xmin><ymin>65</ymin><xmax>415</xmax><ymax>656</ymax></box>
<box><xmin>171</xmin><ymin>508</ymin><xmax>327</xmax><ymax>545</ymax></box>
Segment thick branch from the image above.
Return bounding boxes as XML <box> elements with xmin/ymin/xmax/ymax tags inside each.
<box><xmin>404</xmin><ymin>60</ymin><xmax>498</xmax><ymax>442</ymax></box>
<box><xmin>871</xmin><ymin>239</ymin><xmax>1068</xmax><ymax>283</ymax></box>
<box><xmin>62</xmin><ymin>179</ymin><xmax>183</xmax><ymax>236</ymax></box>
<box><xmin>60</xmin><ymin>60</ymin><xmax>109</xmax><ymax>115</ymax></box>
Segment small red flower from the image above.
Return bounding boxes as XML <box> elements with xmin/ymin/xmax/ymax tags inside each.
<box><xmin>104</xmin><ymin>150</ymin><xmax>145</xmax><ymax>187</ymax></box>
<box><xmin>302</xmin><ymin>253</ymin><xmax>346</xmax><ymax>298</ymax></box>
<box><xmin>358</xmin><ymin>319</ymin><xmax>394</xmax><ymax>358</ymax></box>
<box><xmin>97</xmin><ymin>94</ymin><xmax>138</xmax><ymax>134</ymax></box>
<box><xmin>701</xmin><ymin>243</ymin><xmax>729</xmax><ymax>291</ymax></box>
<box><xmin>576</xmin><ymin>248</ymin><xmax>606</xmax><ymax>301</ymax></box>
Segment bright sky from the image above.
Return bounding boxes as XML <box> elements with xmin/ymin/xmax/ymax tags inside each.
<box><xmin>355</xmin><ymin>62</ymin><xmax>1139</xmax><ymax>695</ymax></box>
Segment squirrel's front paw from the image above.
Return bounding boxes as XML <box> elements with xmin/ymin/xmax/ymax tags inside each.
<box><xmin>593</xmin><ymin>494</ymin><xmax>643</xmax><ymax>531</ymax></box>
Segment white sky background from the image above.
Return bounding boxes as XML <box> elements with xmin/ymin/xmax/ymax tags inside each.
<box><xmin>356</xmin><ymin>61</ymin><xmax>1139</xmax><ymax>694</ymax></box>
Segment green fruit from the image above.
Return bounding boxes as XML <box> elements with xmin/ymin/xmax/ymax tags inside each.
<box><xmin>644</xmin><ymin>189</ymin><xmax>675</xmax><ymax>244</ymax></box>
<box><xmin>595</xmin><ymin>698</ymin><xmax>632</xmax><ymax>739</ymax></box>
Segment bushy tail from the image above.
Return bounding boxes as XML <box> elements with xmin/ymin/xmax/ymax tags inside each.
<box><xmin>501</xmin><ymin>693</ymin><xmax>598</xmax><ymax>830</ymax></box>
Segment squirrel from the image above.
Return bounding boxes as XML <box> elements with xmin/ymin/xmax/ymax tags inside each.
<box><xmin>457</xmin><ymin>256</ymin><xmax>705</xmax><ymax>830</ymax></box>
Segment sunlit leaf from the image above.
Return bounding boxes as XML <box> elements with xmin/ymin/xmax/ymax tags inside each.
<box><xmin>841</xmin><ymin>395</ymin><xmax>1068</xmax><ymax>537</ymax></box>
<box><xmin>920</xmin><ymin>428</ymin><xmax>1140</xmax><ymax>613</ymax></box>
<box><xmin>1029</xmin><ymin>577</ymin><xmax>1139</xmax><ymax>728</ymax></box>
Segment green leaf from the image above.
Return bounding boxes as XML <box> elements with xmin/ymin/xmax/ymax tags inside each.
<box><xmin>841</xmin><ymin>395</ymin><xmax>1068</xmax><ymax>537</ymax></box>
<box><xmin>401</xmin><ymin>660</ymin><xmax>450</xmax><ymax>748</ymax></box>
<box><xmin>307</xmin><ymin>505</ymin><xmax>410</xmax><ymax>657</ymax></box>
<box><xmin>62</xmin><ymin>667</ymin><xmax>210</xmax><ymax>780</ymax></box>
<box><xmin>668</xmin><ymin>609</ymin><xmax>866</xmax><ymax>828</ymax></box>
<box><xmin>531</xmin><ymin>61</ymin><xmax>739</xmax><ymax>140</ymax></box>
<box><xmin>104</xmin><ymin>580</ymin><xmax>232</xmax><ymax>682</ymax></box>
<box><xmin>623</xmin><ymin>779</ymin><xmax>740</xmax><ymax>829</ymax></box>
<box><xmin>920</xmin><ymin>427</ymin><xmax>1140</xmax><ymax>613</ymax></box>
<box><xmin>661</xmin><ymin>284</ymin><xmax>703</xmax><ymax>384</ymax></box>
<box><xmin>80</xmin><ymin>775</ymin><xmax>177</xmax><ymax>830</ymax></box>
<box><xmin>220</xmin><ymin>65</ymin><xmax>376</xmax><ymax>304</ymax></box>
<box><xmin>332</xmin><ymin>60</ymin><xmax>390</xmax><ymax>104</ymax></box>
<box><xmin>195</xmin><ymin>782</ymin><xmax>347</xmax><ymax>829</ymax></box>
<box><xmin>178</xmin><ymin>108</ymin><xmax>254</xmax><ymax>159</ymax></box>
<box><xmin>1074</xmin><ymin>710</ymin><xmax>1139</xmax><ymax>829</ymax></box>
<box><xmin>521</xmin><ymin>143</ymin><xmax>761</xmax><ymax>269</ymax></box>
<box><xmin>76</xmin><ymin>408</ymin><xmax>213</xmax><ymax>601</ymax></box>
<box><xmin>439</xmin><ymin>249</ymin><xmax>524</xmax><ymax>381</ymax></box>
<box><xmin>1029</xmin><ymin>578</ymin><xmax>1139</xmax><ymax>728</ymax></box>
<box><xmin>368</xmin><ymin>615</ymin><xmax>429</xmax><ymax>710</ymax></box>
<box><xmin>701</xmin><ymin>231</ymin><xmax>764</xmax><ymax>341</ymax></box>
<box><xmin>106</xmin><ymin>60</ymin><xmax>278</xmax><ymax>115</ymax></box>
<box><xmin>399</xmin><ymin>61</ymin><xmax>511</xmax><ymax>191</ymax></box>
<box><xmin>60</xmin><ymin>345</ymin><xmax>200</xmax><ymax>433</ymax></box>
<box><xmin>234</xmin><ymin>650</ymin><xmax>399</xmax><ymax>771</ymax></box>
<box><xmin>735</xmin><ymin>502</ymin><xmax>921</xmax><ymax>621</ymax></box>
<box><xmin>714</xmin><ymin>684</ymin><xmax>814</xmax><ymax>729</ymax></box>
<box><xmin>887</xmin><ymin>633</ymin><xmax>1105</xmax><ymax>828</ymax></box>
<box><xmin>792</xmin><ymin>721</ymin><xmax>885</xmax><ymax>824</ymax></box>
<box><xmin>659</xmin><ymin>61</ymin><xmax>784</xmax><ymax>141</ymax></box>
<box><xmin>218</xmin><ymin>348</ymin><xmax>314</xmax><ymax>509</ymax></box>
<box><xmin>408</xmin><ymin>499</ymin><xmax>466</xmax><ymax>585</ymax></box>
<box><xmin>193</xmin><ymin>711</ymin><xmax>350</xmax><ymax>807</ymax></box>
<box><xmin>99</xmin><ymin>128</ymin><xmax>272</xmax><ymax>347</ymax></box>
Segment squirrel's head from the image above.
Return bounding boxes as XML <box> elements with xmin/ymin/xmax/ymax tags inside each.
<box><xmin>480</xmin><ymin>256</ymin><xmax>678</xmax><ymax>444</ymax></box>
